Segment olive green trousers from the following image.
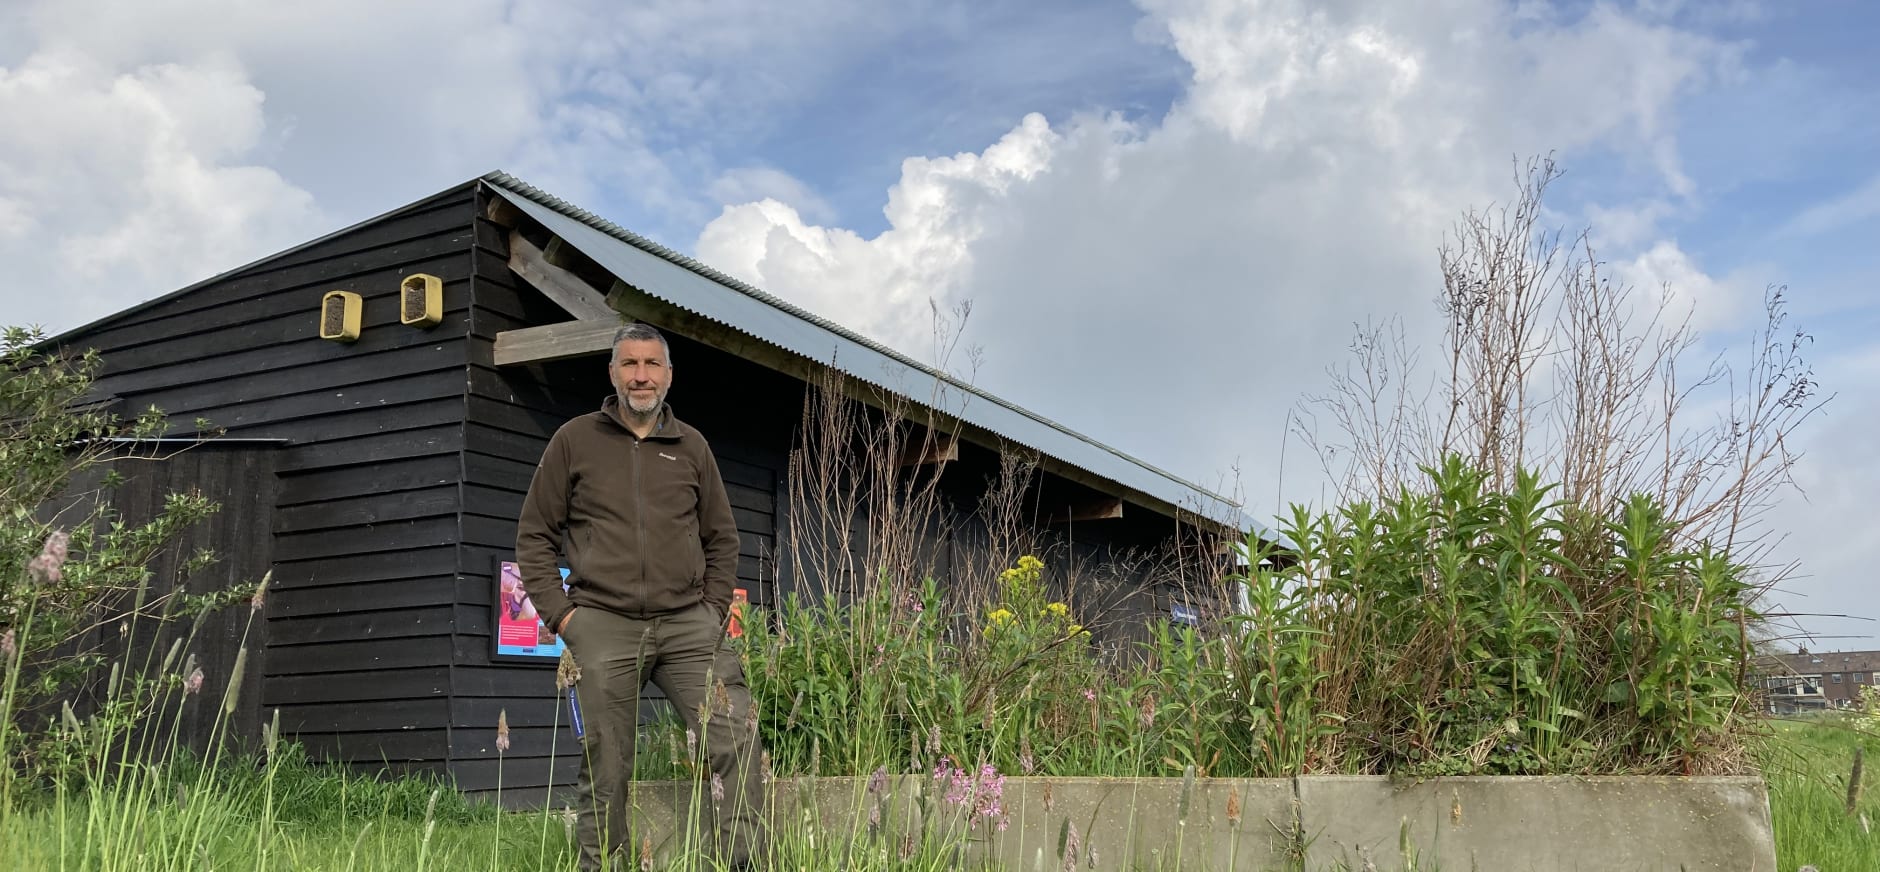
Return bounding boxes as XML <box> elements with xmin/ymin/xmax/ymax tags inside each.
<box><xmin>561</xmin><ymin>602</ymin><xmax>766</xmax><ymax>870</ymax></box>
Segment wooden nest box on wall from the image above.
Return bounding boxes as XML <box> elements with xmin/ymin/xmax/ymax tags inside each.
<box><xmin>319</xmin><ymin>290</ymin><xmax>362</xmax><ymax>342</ymax></box>
<box><xmin>401</xmin><ymin>273</ymin><xmax>443</xmax><ymax>327</ymax></box>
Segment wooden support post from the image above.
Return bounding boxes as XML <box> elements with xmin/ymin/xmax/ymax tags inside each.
<box><xmin>1046</xmin><ymin>498</ymin><xmax>1125</xmax><ymax>525</ymax></box>
<box><xmin>507</xmin><ymin>232</ymin><xmax>622</xmax><ymax>322</ymax></box>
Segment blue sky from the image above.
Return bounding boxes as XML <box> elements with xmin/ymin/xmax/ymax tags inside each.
<box><xmin>1</xmin><ymin>0</ymin><xmax>1875</xmax><ymax>646</ymax></box>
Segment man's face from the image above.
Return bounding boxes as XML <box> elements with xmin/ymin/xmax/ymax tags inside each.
<box><xmin>609</xmin><ymin>338</ymin><xmax>672</xmax><ymax>415</ymax></box>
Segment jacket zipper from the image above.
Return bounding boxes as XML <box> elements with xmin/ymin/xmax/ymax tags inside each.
<box><xmin>633</xmin><ymin>437</ymin><xmax>645</xmax><ymax>617</ymax></box>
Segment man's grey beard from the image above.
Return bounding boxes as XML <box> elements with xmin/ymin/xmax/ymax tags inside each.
<box><xmin>619</xmin><ymin>389</ymin><xmax>661</xmax><ymax>418</ymax></box>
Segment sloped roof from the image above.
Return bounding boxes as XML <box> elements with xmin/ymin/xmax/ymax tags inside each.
<box><xmin>1765</xmin><ymin>650</ymin><xmax>1880</xmax><ymax>675</ymax></box>
<box><xmin>484</xmin><ymin>172</ymin><xmax>1276</xmax><ymax>542</ymax></box>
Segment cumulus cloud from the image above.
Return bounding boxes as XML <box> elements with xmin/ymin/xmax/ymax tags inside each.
<box><xmin>0</xmin><ymin>49</ymin><xmax>318</xmax><ymax>329</ymax></box>
<box><xmin>694</xmin><ymin>0</ymin><xmax>1743</xmax><ymax>510</ymax></box>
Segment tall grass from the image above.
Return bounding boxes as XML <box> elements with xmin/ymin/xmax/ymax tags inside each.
<box><xmin>1762</xmin><ymin>716</ymin><xmax>1879</xmax><ymax>871</ymax></box>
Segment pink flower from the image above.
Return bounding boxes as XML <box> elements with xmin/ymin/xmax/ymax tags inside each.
<box><xmin>27</xmin><ymin>531</ymin><xmax>70</xmax><ymax>585</ymax></box>
<box><xmin>1083</xmin><ymin>688</ymin><xmax>1096</xmax><ymax>702</ymax></box>
<box><xmin>710</xmin><ymin>772</ymin><xmax>725</xmax><ymax>802</ymax></box>
<box><xmin>184</xmin><ymin>668</ymin><xmax>204</xmax><ymax>695</ymax></box>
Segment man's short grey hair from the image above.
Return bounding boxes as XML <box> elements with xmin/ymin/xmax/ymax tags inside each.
<box><xmin>611</xmin><ymin>323</ymin><xmax>672</xmax><ymax>365</ymax></box>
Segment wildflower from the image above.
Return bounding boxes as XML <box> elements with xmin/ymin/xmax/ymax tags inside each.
<box><xmin>927</xmin><ymin>724</ymin><xmax>941</xmax><ymax>755</ymax></box>
<box><xmin>1020</xmin><ymin>736</ymin><xmax>1035</xmax><ymax>775</ymax></box>
<box><xmin>250</xmin><ymin>571</ymin><xmax>271</xmax><ymax>612</ymax></box>
<box><xmin>1062</xmin><ymin>821</ymin><xmax>1082</xmax><ymax>872</ymax></box>
<box><xmin>760</xmin><ymin>750</ymin><xmax>772</xmax><ymax>784</ymax></box>
<box><xmin>1</xmin><ymin>628</ymin><xmax>15</xmax><ymax>660</ymax></box>
<box><xmin>1042</xmin><ymin>781</ymin><xmax>1054</xmax><ymax>812</ymax></box>
<box><xmin>985</xmin><ymin>608</ymin><xmax>1015</xmax><ymax>635</ymax></box>
<box><xmin>1083</xmin><ymin>688</ymin><xmax>1097</xmax><ymax>702</ymax></box>
<box><xmin>714</xmin><ymin>679</ymin><xmax>731</xmax><ymax>716</ymax></box>
<box><xmin>1044</xmin><ymin>602</ymin><xmax>1069</xmax><ymax>619</ymax></box>
<box><xmin>496</xmin><ymin>709</ymin><xmax>511</xmax><ymax>753</ymax></box>
<box><xmin>710</xmin><ymin>772</ymin><xmax>725</xmax><ymax>802</ymax></box>
<box><xmin>184</xmin><ymin>667</ymin><xmax>204</xmax><ymax>696</ymax></box>
<box><xmin>1138</xmin><ymin>694</ymin><xmax>1157</xmax><ymax>728</ymax></box>
<box><xmin>745</xmin><ymin>698</ymin><xmax>760</xmax><ymax>735</ymax></box>
<box><xmin>556</xmin><ymin>649</ymin><xmax>582</xmax><ymax>690</ymax></box>
<box><xmin>1227</xmin><ymin>785</ymin><xmax>1242</xmax><ymax>824</ymax></box>
<box><xmin>639</xmin><ymin>835</ymin><xmax>654</xmax><ymax>872</ymax></box>
<box><xmin>27</xmin><ymin>530</ymin><xmax>70</xmax><ymax>585</ymax></box>
<box><xmin>1067</xmin><ymin>624</ymin><xmax>1087</xmax><ymax>638</ymax></box>
<box><xmin>685</xmin><ymin>728</ymin><xmax>697</xmax><ymax>759</ymax></box>
<box><xmin>868</xmin><ymin>765</ymin><xmax>888</xmax><ymax>795</ymax></box>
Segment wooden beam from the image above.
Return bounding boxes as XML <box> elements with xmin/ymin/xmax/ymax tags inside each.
<box><xmin>508</xmin><ymin>232</ymin><xmax>622</xmax><ymax>322</ymax></box>
<box><xmin>1046</xmin><ymin>498</ymin><xmax>1124</xmax><ymax>525</ymax></box>
<box><xmin>492</xmin><ymin>319</ymin><xmax>620</xmax><ymax>366</ymax></box>
<box><xmin>898</xmin><ymin>433</ymin><xmax>958</xmax><ymax>467</ymax></box>
<box><xmin>484</xmin><ymin>195</ymin><xmax>525</xmax><ymax>229</ymax></box>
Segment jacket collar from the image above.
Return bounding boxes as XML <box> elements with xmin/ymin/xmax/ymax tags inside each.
<box><xmin>599</xmin><ymin>394</ymin><xmax>680</xmax><ymax>440</ymax></box>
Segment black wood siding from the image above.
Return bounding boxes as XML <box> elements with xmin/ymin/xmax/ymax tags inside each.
<box><xmin>60</xmin><ymin>183</ymin><xmax>479</xmax><ymax>769</ymax></box>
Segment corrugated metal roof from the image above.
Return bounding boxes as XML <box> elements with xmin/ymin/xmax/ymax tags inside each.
<box><xmin>484</xmin><ymin>172</ymin><xmax>1277</xmax><ymax>542</ymax></box>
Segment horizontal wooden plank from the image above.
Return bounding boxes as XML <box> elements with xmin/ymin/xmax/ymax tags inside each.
<box><xmin>91</xmin><ymin>314</ymin><xmax>470</xmax><ymax>399</ymax></box>
<box><xmin>467</xmin><ymin>363</ymin><xmax>602</xmax><ymax>419</ymax></box>
<box><xmin>270</xmin><ymin>576</ymin><xmax>460</xmax><ymax>618</ymax></box>
<box><xmin>464</xmin><ymin>395</ymin><xmax>576</xmax><ymax>441</ymax></box>
<box><xmin>448</xmin><ymin>666</ymin><xmax>575</xmax><ymax>700</ymax></box>
<box><xmin>494</xmin><ymin>318</ymin><xmax>619</xmax><ymax>366</ymax></box>
<box><xmin>463</xmin><ymin>450</ymin><xmax>539</xmax><ymax>495</ymax></box>
<box><xmin>449</xmin><ymin>755</ymin><xmax>581</xmax><ymax>792</ymax></box>
<box><xmin>79</xmin><ymin>209</ymin><xmax>474</xmax><ymax>351</ymax></box>
<box><xmin>460</xmin><ymin>484</ymin><xmax>522</xmax><ymax>523</ymax></box>
<box><xmin>273</xmin><ymin>516</ymin><xmax>460</xmax><ymax>561</ymax></box>
<box><xmin>262</xmin><ymin>636</ymin><xmax>455</xmax><ymax>676</ymax></box>
<box><xmin>465</xmin><ymin>422</ymin><xmax>548</xmax><ymax>466</ymax></box>
<box><xmin>168</xmin><ymin>366</ymin><xmax>466</xmax><ymax>430</ymax></box>
<box><xmin>91</xmin><ymin>252</ymin><xmax>476</xmax><ymax>373</ymax></box>
<box><xmin>254</xmin><ymin>192</ymin><xmax>472</xmax><ymax>275</ymax></box>
<box><xmin>271</xmin><ymin>544</ymin><xmax>458</xmax><ymax>590</ymax></box>
<box><xmin>277</xmin><ymin>454</ymin><xmax>462</xmax><ymax>508</ymax></box>
<box><xmin>129</xmin><ymin>341</ymin><xmax>467</xmax><ymax>418</ymax></box>
<box><xmin>276</xmin><ymin>697</ymin><xmax>452</xmax><ymax>733</ymax></box>
<box><xmin>274</xmin><ymin>424</ymin><xmax>464</xmax><ymax>473</ymax></box>
<box><xmin>240</xmin><ymin>395</ymin><xmax>465</xmax><ymax>447</ymax></box>
<box><xmin>269</xmin><ymin>604</ymin><xmax>458</xmax><ymax>646</ymax></box>
<box><xmin>725</xmin><ymin>481</ymin><xmax>774</xmax><ymax>515</ymax></box>
<box><xmin>275</xmin><ymin>484</ymin><xmax>462</xmax><ymax>534</ymax></box>
<box><xmin>295</xmin><ymin>728</ymin><xmax>450</xmax><ymax>764</ymax></box>
<box><xmin>263</xmin><ymin>666</ymin><xmax>451</xmax><ymax>705</ymax></box>
<box><xmin>450</xmin><ymin>725</ymin><xmax>580</xmax><ymax>761</ymax></box>
<box><xmin>452</xmin><ymin>695</ymin><xmax>571</xmax><ymax>730</ymax></box>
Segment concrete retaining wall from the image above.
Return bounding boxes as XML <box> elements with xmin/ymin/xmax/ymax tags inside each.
<box><xmin>610</xmin><ymin>774</ymin><xmax>1774</xmax><ymax>870</ymax></box>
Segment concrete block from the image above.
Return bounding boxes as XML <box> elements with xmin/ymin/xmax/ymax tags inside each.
<box><xmin>1296</xmin><ymin>775</ymin><xmax>1775</xmax><ymax>872</ymax></box>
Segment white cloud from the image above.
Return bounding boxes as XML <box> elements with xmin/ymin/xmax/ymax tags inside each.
<box><xmin>0</xmin><ymin>49</ymin><xmax>318</xmax><ymax>329</ymax></box>
<box><xmin>1613</xmin><ymin>239</ymin><xmax>1749</xmax><ymax>331</ymax></box>
<box><xmin>694</xmin><ymin>0</ymin><xmax>1744</xmax><ymax>510</ymax></box>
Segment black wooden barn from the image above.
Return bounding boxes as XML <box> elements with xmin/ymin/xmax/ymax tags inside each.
<box><xmin>46</xmin><ymin>173</ymin><xmax>1262</xmax><ymax>800</ymax></box>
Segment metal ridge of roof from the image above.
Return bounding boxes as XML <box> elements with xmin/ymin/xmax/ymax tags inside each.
<box><xmin>480</xmin><ymin>170</ymin><xmax>1261</xmax><ymax>534</ymax></box>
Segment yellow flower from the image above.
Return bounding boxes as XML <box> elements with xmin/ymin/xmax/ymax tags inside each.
<box><xmin>1043</xmin><ymin>602</ymin><xmax>1070</xmax><ymax>619</ymax></box>
<box><xmin>1067</xmin><ymin>624</ymin><xmax>1088</xmax><ymax>638</ymax></box>
<box><xmin>1017</xmin><ymin>555</ymin><xmax>1044</xmax><ymax>573</ymax></box>
<box><xmin>987</xmin><ymin>608</ymin><xmax>1015</xmax><ymax>629</ymax></box>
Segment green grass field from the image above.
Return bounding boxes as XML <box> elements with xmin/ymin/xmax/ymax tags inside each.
<box><xmin>1</xmin><ymin>718</ymin><xmax>1871</xmax><ymax>871</ymax></box>
<box><xmin>1761</xmin><ymin>715</ymin><xmax>1879</xmax><ymax>872</ymax></box>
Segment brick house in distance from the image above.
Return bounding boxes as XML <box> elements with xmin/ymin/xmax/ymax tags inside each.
<box><xmin>1755</xmin><ymin>648</ymin><xmax>1880</xmax><ymax>714</ymax></box>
